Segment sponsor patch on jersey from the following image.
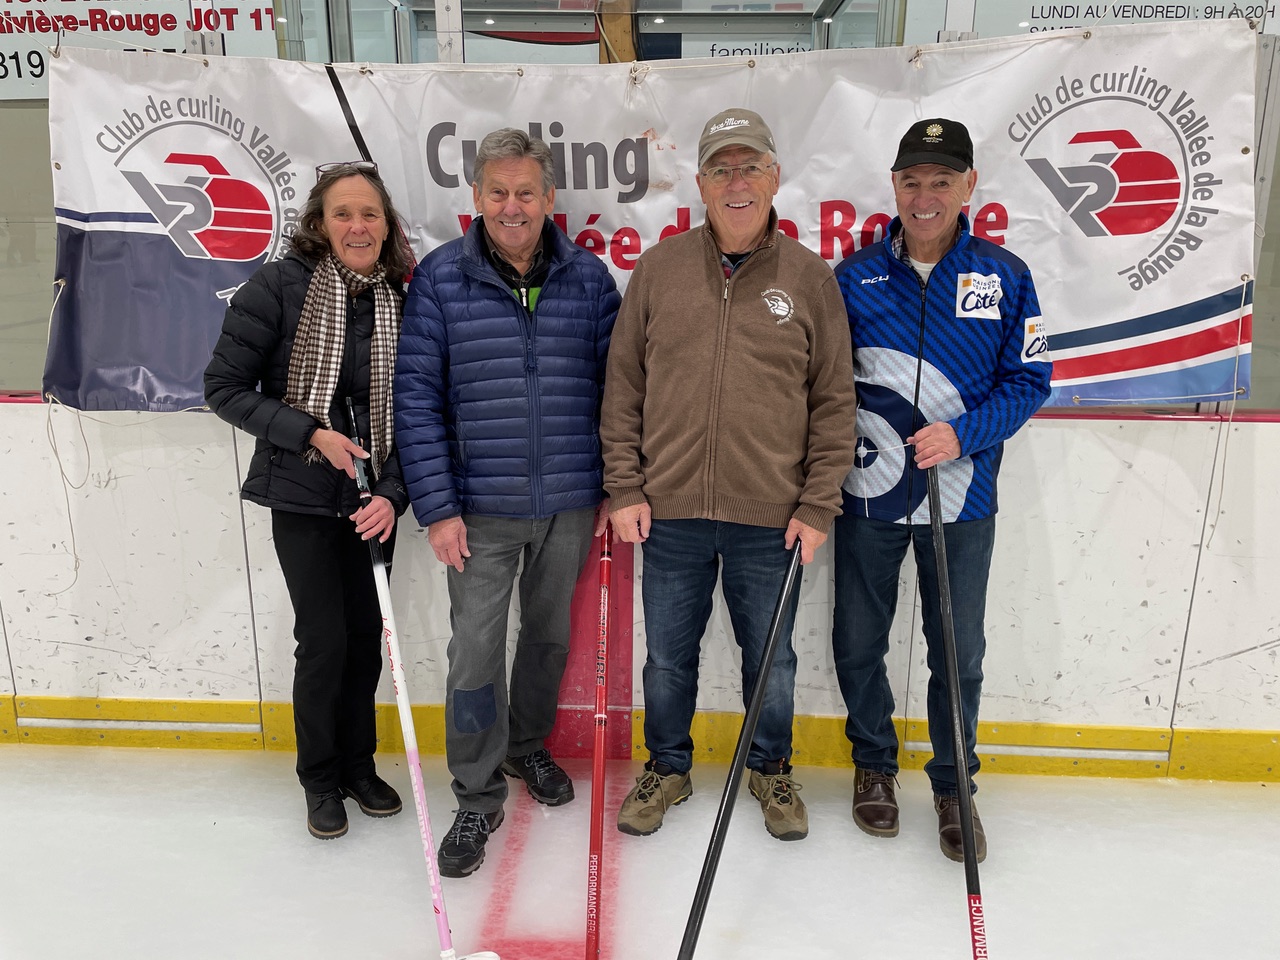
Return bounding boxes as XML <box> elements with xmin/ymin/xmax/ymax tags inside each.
<box><xmin>761</xmin><ymin>287</ymin><xmax>795</xmax><ymax>324</ymax></box>
<box><xmin>1022</xmin><ymin>316</ymin><xmax>1051</xmax><ymax>364</ymax></box>
<box><xmin>955</xmin><ymin>273</ymin><xmax>1003</xmax><ymax>319</ymax></box>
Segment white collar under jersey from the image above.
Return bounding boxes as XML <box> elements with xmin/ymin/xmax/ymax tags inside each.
<box><xmin>907</xmin><ymin>256</ymin><xmax>937</xmax><ymax>284</ymax></box>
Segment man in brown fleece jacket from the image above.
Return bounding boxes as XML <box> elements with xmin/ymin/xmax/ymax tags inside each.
<box><xmin>601</xmin><ymin>108</ymin><xmax>856</xmax><ymax>842</ymax></box>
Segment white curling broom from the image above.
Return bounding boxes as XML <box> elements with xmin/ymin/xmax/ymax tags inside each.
<box><xmin>347</xmin><ymin>401</ymin><xmax>499</xmax><ymax>960</ymax></box>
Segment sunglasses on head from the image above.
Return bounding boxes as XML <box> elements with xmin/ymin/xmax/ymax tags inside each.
<box><xmin>315</xmin><ymin>160</ymin><xmax>379</xmax><ymax>180</ymax></box>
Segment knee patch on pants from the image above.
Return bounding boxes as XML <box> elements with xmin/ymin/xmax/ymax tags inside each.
<box><xmin>452</xmin><ymin>683</ymin><xmax>497</xmax><ymax>734</ymax></box>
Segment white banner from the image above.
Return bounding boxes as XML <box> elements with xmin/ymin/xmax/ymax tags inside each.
<box><xmin>46</xmin><ymin>20</ymin><xmax>1256</xmax><ymax>409</ymax></box>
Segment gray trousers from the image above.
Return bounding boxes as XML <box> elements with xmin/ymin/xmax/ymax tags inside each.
<box><xmin>445</xmin><ymin>507</ymin><xmax>595</xmax><ymax>812</ymax></box>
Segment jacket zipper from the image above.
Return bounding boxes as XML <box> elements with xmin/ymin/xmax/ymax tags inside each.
<box><xmin>885</xmin><ymin>228</ymin><xmax>966</xmax><ymax>524</ymax></box>
<box><xmin>905</xmin><ymin>271</ymin><xmax>928</xmax><ymax>524</ymax></box>
<box><xmin>462</xmin><ymin>249</ymin><xmax>569</xmax><ymax>519</ymax></box>
<box><xmin>703</xmin><ymin>265</ymin><xmax>733</xmax><ymax>515</ymax></box>
<box><xmin>521</xmin><ymin>295</ymin><xmax>542</xmax><ymax>516</ymax></box>
<box><xmin>907</xmin><ymin>237</ymin><xmax>963</xmax><ymax>524</ymax></box>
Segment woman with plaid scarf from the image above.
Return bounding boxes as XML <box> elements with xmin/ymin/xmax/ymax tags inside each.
<box><xmin>205</xmin><ymin>162</ymin><xmax>416</xmax><ymax>840</ymax></box>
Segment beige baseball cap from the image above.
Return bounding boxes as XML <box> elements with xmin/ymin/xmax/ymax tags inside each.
<box><xmin>697</xmin><ymin>108</ymin><xmax>777</xmax><ymax>169</ymax></box>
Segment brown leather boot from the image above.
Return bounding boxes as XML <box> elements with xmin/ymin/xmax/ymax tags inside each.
<box><xmin>935</xmin><ymin>794</ymin><xmax>987</xmax><ymax>863</ymax></box>
<box><xmin>852</xmin><ymin>768</ymin><xmax>899</xmax><ymax>838</ymax></box>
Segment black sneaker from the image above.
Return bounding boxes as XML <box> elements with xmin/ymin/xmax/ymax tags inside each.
<box><xmin>341</xmin><ymin>774</ymin><xmax>403</xmax><ymax>817</ymax></box>
<box><xmin>500</xmin><ymin>749</ymin><xmax>575</xmax><ymax>806</ymax></box>
<box><xmin>305</xmin><ymin>790</ymin><xmax>348</xmax><ymax>840</ymax></box>
<box><xmin>438</xmin><ymin>809</ymin><xmax>505</xmax><ymax>878</ymax></box>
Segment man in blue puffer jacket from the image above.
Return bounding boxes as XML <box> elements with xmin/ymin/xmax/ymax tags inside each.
<box><xmin>394</xmin><ymin>128</ymin><xmax>619</xmax><ymax>879</ymax></box>
<box><xmin>832</xmin><ymin>118</ymin><xmax>1051</xmax><ymax>865</ymax></box>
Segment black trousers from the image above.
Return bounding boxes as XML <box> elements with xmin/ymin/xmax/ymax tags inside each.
<box><xmin>272</xmin><ymin>510</ymin><xmax>393</xmax><ymax>794</ymax></box>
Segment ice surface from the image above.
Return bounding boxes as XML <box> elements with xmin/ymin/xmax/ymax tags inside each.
<box><xmin>0</xmin><ymin>745</ymin><xmax>1275</xmax><ymax>959</ymax></box>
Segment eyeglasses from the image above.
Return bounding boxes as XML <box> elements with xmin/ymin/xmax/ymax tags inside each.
<box><xmin>700</xmin><ymin>161</ymin><xmax>776</xmax><ymax>185</ymax></box>
<box><xmin>315</xmin><ymin>160</ymin><xmax>379</xmax><ymax>180</ymax></box>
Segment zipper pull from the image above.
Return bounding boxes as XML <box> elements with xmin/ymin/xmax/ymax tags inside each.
<box><xmin>723</xmin><ymin>276</ymin><xmax>729</xmax><ymax>301</ymax></box>
<box><xmin>520</xmin><ymin>284</ymin><xmax>529</xmax><ymax>309</ymax></box>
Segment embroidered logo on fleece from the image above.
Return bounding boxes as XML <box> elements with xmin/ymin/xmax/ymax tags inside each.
<box><xmin>954</xmin><ymin>273</ymin><xmax>1002</xmax><ymax>320</ymax></box>
<box><xmin>761</xmin><ymin>288</ymin><xmax>795</xmax><ymax>324</ymax></box>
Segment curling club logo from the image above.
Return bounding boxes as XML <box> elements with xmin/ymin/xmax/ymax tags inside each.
<box><xmin>1010</xmin><ymin>73</ymin><xmax>1223</xmax><ymax>291</ymax></box>
<box><xmin>1025</xmin><ymin>129</ymin><xmax>1181</xmax><ymax>238</ymax></box>
<box><xmin>100</xmin><ymin>96</ymin><xmax>300</xmax><ymax>265</ymax></box>
<box><xmin>122</xmin><ymin>153</ymin><xmax>274</xmax><ymax>260</ymax></box>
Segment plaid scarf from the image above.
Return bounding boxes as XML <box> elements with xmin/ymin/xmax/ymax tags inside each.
<box><xmin>283</xmin><ymin>253</ymin><xmax>400</xmax><ymax>480</ymax></box>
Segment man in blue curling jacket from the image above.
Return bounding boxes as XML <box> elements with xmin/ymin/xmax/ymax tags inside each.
<box><xmin>831</xmin><ymin>118</ymin><xmax>1052</xmax><ymax>863</ymax></box>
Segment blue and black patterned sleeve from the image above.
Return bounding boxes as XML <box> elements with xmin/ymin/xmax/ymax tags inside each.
<box><xmin>950</xmin><ymin>263</ymin><xmax>1052</xmax><ymax>457</ymax></box>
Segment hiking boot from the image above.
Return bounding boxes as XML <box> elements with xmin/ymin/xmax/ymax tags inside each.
<box><xmin>341</xmin><ymin>774</ymin><xmax>402</xmax><ymax>817</ymax></box>
<box><xmin>748</xmin><ymin>760</ymin><xmax>808</xmax><ymax>841</ymax></box>
<box><xmin>852</xmin><ymin>768</ymin><xmax>899</xmax><ymax>838</ymax></box>
<box><xmin>438</xmin><ymin>809</ymin><xmax>505</xmax><ymax>878</ymax></box>
<box><xmin>935</xmin><ymin>794</ymin><xmax>987</xmax><ymax>863</ymax></box>
<box><xmin>305</xmin><ymin>789</ymin><xmax>348</xmax><ymax>840</ymax></box>
<box><xmin>617</xmin><ymin>761</ymin><xmax>692</xmax><ymax>836</ymax></box>
<box><xmin>501</xmin><ymin>748</ymin><xmax>575</xmax><ymax>806</ymax></box>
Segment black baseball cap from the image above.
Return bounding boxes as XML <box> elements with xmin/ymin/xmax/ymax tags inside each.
<box><xmin>891</xmin><ymin>118</ymin><xmax>974</xmax><ymax>172</ymax></box>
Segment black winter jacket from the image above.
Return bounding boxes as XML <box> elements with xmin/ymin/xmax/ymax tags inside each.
<box><xmin>204</xmin><ymin>252</ymin><xmax>410</xmax><ymax>518</ymax></box>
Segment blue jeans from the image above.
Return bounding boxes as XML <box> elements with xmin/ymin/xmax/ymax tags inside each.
<box><xmin>831</xmin><ymin>499</ymin><xmax>995</xmax><ymax>796</ymax></box>
<box><xmin>640</xmin><ymin>519</ymin><xmax>801</xmax><ymax>775</ymax></box>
